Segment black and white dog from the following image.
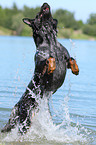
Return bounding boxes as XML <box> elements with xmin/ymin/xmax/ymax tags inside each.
<box><xmin>1</xmin><ymin>3</ymin><xmax>79</xmax><ymax>134</ymax></box>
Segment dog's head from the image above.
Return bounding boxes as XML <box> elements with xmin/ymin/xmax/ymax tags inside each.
<box><xmin>22</xmin><ymin>3</ymin><xmax>58</xmax><ymax>47</ymax></box>
<box><xmin>23</xmin><ymin>3</ymin><xmax>51</xmax><ymax>26</ymax></box>
<box><xmin>39</xmin><ymin>3</ymin><xmax>51</xmax><ymax>20</ymax></box>
<box><xmin>23</xmin><ymin>3</ymin><xmax>57</xmax><ymax>30</ymax></box>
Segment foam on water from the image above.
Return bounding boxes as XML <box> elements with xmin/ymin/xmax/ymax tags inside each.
<box><xmin>2</xmin><ymin>94</ymin><xmax>91</xmax><ymax>144</ymax></box>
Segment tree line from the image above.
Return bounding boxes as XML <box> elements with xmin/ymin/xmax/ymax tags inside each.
<box><xmin>0</xmin><ymin>3</ymin><xmax>96</xmax><ymax>37</ymax></box>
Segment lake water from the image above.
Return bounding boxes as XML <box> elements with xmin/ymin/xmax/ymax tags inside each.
<box><xmin>0</xmin><ymin>36</ymin><xmax>96</xmax><ymax>145</ymax></box>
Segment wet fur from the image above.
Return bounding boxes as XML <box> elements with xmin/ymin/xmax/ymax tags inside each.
<box><xmin>1</xmin><ymin>3</ymin><xmax>73</xmax><ymax>134</ymax></box>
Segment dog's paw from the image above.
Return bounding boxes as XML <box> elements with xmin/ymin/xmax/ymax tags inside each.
<box><xmin>69</xmin><ymin>58</ymin><xmax>79</xmax><ymax>75</ymax></box>
<box><xmin>47</xmin><ymin>57</ymin><xmax>56</xmax><ymax>74</ymax></box>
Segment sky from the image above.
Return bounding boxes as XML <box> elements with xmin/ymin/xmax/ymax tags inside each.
<box><xmin>0</xmin><ymin>0</ymin><xmax>96</xmax><ymax>23</ymax></box>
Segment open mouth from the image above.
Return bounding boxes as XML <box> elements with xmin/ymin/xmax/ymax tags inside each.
<box><xmin>39</xmin><ymin>3</ymin><xmax>50</xmax><ymax>19</ymax></box>
<box><xmin>42</xmin><ymin>7</ymin><xmax>49</xmax><ymax>14</ymax></box>
<box><xmin>40</xmin><ymin>7</ymin><xmax>49</xmax><ymax>18</ymax></box>
<box><xmin>43</xmin><ymin>7</ymin><xmax>49</xmax><ymax>11</ymax></box>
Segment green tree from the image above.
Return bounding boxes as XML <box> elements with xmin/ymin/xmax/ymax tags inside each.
<box><xmin>0</xmin><ymin>6</ymin><xmax>6</xmax><ymax>26</ymax></box>
<box><xmin>77</xmin><ymin>20</ymin><xmax>84</xmax><ymax>28</ymax></box>
<box><xmin>4</xmin><ymin>8</ymin><xmax>14</xmax><ymax>29</ymax></box>
<box><xmin>11</xmin><ymin>13</ymin><xmax>24</xmax><ymax>35</ymax></box>
<box><xmin>23</xmin><ymin>6</ymin><xmax>40</xmax><ymax>18</ymax></box>
<box><xmin>12</xmin><ymin>3</ymin><xmax>18</xmax><ymax>14</ymax></box>
<box><xmin>2</xmin><ymin>3</ymin><xmax>21</xmax><ymax>30</ymax></box>
<box><xmin>87</xmin><ymin>13</ymin><xmax>96</xmax><ymax>25</ymax></box>
<box><xmin>53</xmin><ymin>9</ymin><xmax>79</xmax><ymax>30</ymax></box>
<box><xmin>83</xmin><ymin>24</ymin><xmax>96</xmax><ymax>36</ymax></box>
<box><xmin>83</xmin><ymin>13</ymin><xmax>96</xmax><ymax>36</ymax></box>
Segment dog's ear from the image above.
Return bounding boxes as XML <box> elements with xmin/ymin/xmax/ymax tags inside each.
<box><xmin>22</xmin><ymin>18</ymin><xmax>35</xmax><ymax>27</ymax></box>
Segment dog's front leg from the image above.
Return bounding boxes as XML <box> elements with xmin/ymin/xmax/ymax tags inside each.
<box><xmin>41</xmin><ymin>57</ymin><xmax>56</xmax><ymax>75</ymax></box>
<box><xmin>67</xmin><ymin>57</ymin><xmax>79</xmax><ymax>75</ymax></box>
<box><xmin>35</xmin><ymin>53</ymin><xmax>56</xmax><ymax>76</ymax></box>
<box><xmin>47</xmin><ymin>57</ymin><xmax>56</xmax><ymax>74</ymax></box>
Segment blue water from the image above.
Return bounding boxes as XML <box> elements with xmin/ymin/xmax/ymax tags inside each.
<box><xmin>0</xmin><ymin>36</ymin><xmax>96</xmax><ymax>145</ymax></box>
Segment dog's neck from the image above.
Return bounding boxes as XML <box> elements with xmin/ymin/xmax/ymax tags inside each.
<box><xmin>33</xmin><ymin>22</ymin><xmax>57</xmax><ymax>48</ymax></box>
<box><xmin>34</xmin><ymin>22</ymin><xmax>57</xmax><ymax>59</ymax></box>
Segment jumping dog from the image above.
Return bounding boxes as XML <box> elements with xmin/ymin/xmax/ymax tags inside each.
<box><xmin>1</xmin><ymin>3</ymin><xmax>79</xmax><ymax>134</ymax></box>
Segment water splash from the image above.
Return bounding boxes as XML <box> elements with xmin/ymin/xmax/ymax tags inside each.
<box><xmin>69</xmin><ymin>39</ymin><xmax>76</xmax><ymax>59</ymax></box>
<box><xmin>1</xmin><ymin>57</ymin><xmax>91</xmax><ymax>144</ymax></box>
<box><xmin>2</xmin><ymin>94</ymin><xmax>91</xmax><ymax>144</ymax></box>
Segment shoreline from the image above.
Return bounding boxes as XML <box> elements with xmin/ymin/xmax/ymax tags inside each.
<box><xmin>0</xmin><ymin>26</ymin><xmax>96</xmax><ymax>41</ymax></box>
<box><xmin>0</xmin><ymin>35</ymin><xmax>96</xmax><ymax>42</ymax></box>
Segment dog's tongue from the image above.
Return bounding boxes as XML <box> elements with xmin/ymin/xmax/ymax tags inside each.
<box><xmin>43</xmin><ymin>7</ymin><xmax>49</xmax><ymax>12</ymax></box>
<box><xmin>46</xmin><ymin>8</ymin><xmax>49</xmax><ymax>10</ymax></box>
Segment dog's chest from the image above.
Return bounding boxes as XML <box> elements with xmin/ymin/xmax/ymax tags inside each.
<box><xmin>45</xmin><ymin>46</ymin><xmax>67</xmax><ymax>92</ymax></box>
